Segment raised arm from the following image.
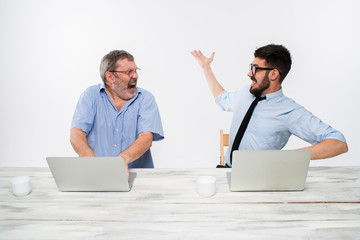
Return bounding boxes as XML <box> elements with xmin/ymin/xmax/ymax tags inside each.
<box><xmin>191</xmin><ymin>50</ymin><xmax>224</xmax><ymax>98</ymax></box>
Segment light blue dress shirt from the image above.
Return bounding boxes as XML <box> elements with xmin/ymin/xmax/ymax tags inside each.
<box><xmin>216</xmin><ymin>85</ymin><xmax>346</xmax><ymax>167</ymax></box>
<box><xmin>71</xmin><ymin>83</ymin><xmax>164</xmax><ymax>168</ymax></box>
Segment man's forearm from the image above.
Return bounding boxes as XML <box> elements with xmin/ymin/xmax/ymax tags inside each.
<box><xmin>119</xmin><ymin>132</ymin><xmax>153</xmax><ymax>164</ymax></box>
<box><xmin>202</xmin><ymin>66</ymin><xmax>224</xmax><ymax>98</ymax></box>
<box><xmin>301</xmin><ymin>139</ymin><xmax>348</xmax><ymax>160</ymax></box>
<box><xmin>70</xmin><ymin>128</ymin><xmax>95</xmax><ymax>157</ymax></box>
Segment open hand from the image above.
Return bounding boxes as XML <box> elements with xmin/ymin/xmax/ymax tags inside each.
<box><xmin>190</xmin><ymin>50</ymin><xmax>215</xmax><ymax>69</ymax></box>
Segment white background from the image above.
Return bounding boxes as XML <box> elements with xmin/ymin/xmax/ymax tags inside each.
<box><xmin>0</xmin><ymin>0</ymin><xmax>359</xmax><ymax>167</ymax></box>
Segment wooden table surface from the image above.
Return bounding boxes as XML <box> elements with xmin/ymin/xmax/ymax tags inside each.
<box><xmin>1</xmin><ymin>167</ymin><xmax>360</xmax><ymax>239</ymax></box>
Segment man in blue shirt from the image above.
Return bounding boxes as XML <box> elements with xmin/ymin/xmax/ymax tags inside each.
<box><xmin>191</xmin><ymin>44</ymin><xmax>348</xmax><ymax>167</ymax></box>
<box><xmin>71</xmin><ymin>50</ymin><xmax>164</xmax><ymax>174</ymax></box>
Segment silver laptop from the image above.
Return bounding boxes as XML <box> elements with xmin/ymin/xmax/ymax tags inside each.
<box><xmin>227</xmin><ymin>150</ymin><xmax>311</xmax><ymax>191</ymax></box>
<box><xmin>46</xmin><ymin>157</ymin><xmax>136</xmax><ymax>192</ymax></box>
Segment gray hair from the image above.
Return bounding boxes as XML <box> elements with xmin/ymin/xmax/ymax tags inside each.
<box><xmin>99</xmin><ymin>50</ymin><xmax>134</xmax><ymax>83</ymax></box>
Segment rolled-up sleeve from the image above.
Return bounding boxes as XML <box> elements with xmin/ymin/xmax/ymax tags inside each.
<box><xmin>137</xmin><ymin>92</ymin><xmax>164</xmax><ymax>141</ymax></box>
<box><xmin>71</xmin><ymin>88</ymin><xmax>96</xmax><ymax>134</ymax></box>
<box><xmin>287</xmin><ymin>107</ymin><xmax>346</xmax><ymax>144</ymax></box>
<box><xmin>215</xmin><ymin>91</ymin><xmax>239</xmax><ymax>112</ymax></box>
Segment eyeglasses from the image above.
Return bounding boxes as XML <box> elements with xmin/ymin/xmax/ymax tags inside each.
<box><xmin>249</xmin><ymin>64</ymin><xmax>281</xmax><ymax>75</ymax></box>
<box><xmin>109</xmin><ymin>68</ymin><xmax>141</xmax><ymax>77</ymax></box>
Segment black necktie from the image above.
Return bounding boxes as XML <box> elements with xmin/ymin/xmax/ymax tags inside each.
<box><xmin>230</xmin><ymin>95</ymin><xmax>266</xmax><ymax>164</ymax></box>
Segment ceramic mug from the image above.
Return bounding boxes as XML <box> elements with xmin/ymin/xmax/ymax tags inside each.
<box><xmin>197</xmin><ymin>176</ymin><xmax>216</xmax><ymax>197</ymax></box>
<box><xmin>11</xmin><ymin>176</ymin><xmax>32</xmax><ymax>197</ymax></box>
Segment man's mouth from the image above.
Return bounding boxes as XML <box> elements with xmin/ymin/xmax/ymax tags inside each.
<box><xmin>128</xmin><ymin>80</ymin><xmax>137</xmax><ymax>89</ymax></box>
<box><xmin>251</xmin><ymin>77</ymin><xmax>257</xmax><ymax>86</ymax></box>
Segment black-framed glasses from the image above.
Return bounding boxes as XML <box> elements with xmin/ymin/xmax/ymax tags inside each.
<box><xmin>249</xmin><ymin>64</ymin><xmax>281</xmax><ymax>75</ymax></box>
<box><xmin>109</xmin><ymin>68</ymin><xmax>141</xmax><ymax>77</ymax></box>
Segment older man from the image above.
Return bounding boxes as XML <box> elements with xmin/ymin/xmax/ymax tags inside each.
<box><xmin>70</xmin><ymin>50</ymin><xmax>164</xmax><ymax>172</ymax></box>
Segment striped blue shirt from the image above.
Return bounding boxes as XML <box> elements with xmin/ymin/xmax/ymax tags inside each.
<box><xmin>71</xmin><ymin>83</ymin><xmax>164</xmax><ymax>168</ymax></box>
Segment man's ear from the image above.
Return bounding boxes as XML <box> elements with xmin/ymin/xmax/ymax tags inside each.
<box><xmin>105</xmin><ymin>72</ymin><xmax>113</xmax><ymax>85</ymax></box>
<box><xmin>270</xmin><ymin>69</ymin><xmax>281</xmax><ymax>81</ymax></box>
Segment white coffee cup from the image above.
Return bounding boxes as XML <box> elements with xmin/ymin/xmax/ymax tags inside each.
<box><xmin>11</xmin><ymin>176</ymin><xmax>32</xmax><ymax>197</ymax></box>
<box><xmin>197</xmin><ymin>176</ymin><xmax>216</xmax><ymax>197</ymax></box>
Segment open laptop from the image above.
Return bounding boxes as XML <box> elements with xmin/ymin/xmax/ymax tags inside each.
<box><xmin>227</xmin><ymin>150</ymin><xmax>311</xmax><ymax>191</ymax></box>
<box><xmin>46</xmin><ymin>157</ymin><xmax>136</xmax><ymax>192</ymax></box>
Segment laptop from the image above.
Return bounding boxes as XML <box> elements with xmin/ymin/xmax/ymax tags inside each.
<box><xmin>227</xmin><ymin>150</ymin><xmax>311</xmax><ymax>191</ymax></box>
<box><xmin>46</xmin><ymin>157</ymin><xmax>136</xmax><ymax>192</ymax></box>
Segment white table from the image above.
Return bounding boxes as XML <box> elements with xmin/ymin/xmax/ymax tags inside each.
<box><xmin>1</xmin><ymin>167</ymin><xmax>360</xmax><ymax>239</ymax></box>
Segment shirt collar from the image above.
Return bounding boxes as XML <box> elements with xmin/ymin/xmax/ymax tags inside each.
<box><xmin>100</xmin><ymin>82</ymin><xmax>106</xmax><ymax>91</ymax></box>
<box><xmin>263</xmin><ymin>88</ymin><xmax>283</xmax><ymax>101</ymax></box>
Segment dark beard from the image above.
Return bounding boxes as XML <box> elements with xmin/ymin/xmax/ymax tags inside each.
<box><xmin>249</xmin><ymin>74</ymin><xmax>270</xmax><ymax>96</ymax></box>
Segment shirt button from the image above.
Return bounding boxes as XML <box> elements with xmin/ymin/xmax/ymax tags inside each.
<box><xmin>114</xmin><ymin>144</ymin><xmax>118</xmax><ymax>148</ymax></box>
<box><xmin>115</xmin><ymin>129</ymin><xmax>119</xmax><ymax>132</ymax></box>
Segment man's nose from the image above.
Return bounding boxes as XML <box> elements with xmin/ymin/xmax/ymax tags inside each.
<box><xmin>131</xmin><ymin>72</ymin><xmax>138</xmax><ymax>79</ymax></box>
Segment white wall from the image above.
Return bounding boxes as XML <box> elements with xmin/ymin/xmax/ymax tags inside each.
<box><xmin>0</xmin><ymin>0</ymin><xmax>359</xmax><ymax>167</ymax></box>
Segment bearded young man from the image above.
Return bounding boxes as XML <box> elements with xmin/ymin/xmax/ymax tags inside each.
<box><xmin>70</xmin><ymin>50</ymin><xmax>164</xmax><ymax>175</ymax></box>
<box><xmin>191</xmin><ymin>44</ymin><xmax>347</xmax><ymax>167</ymax></box>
